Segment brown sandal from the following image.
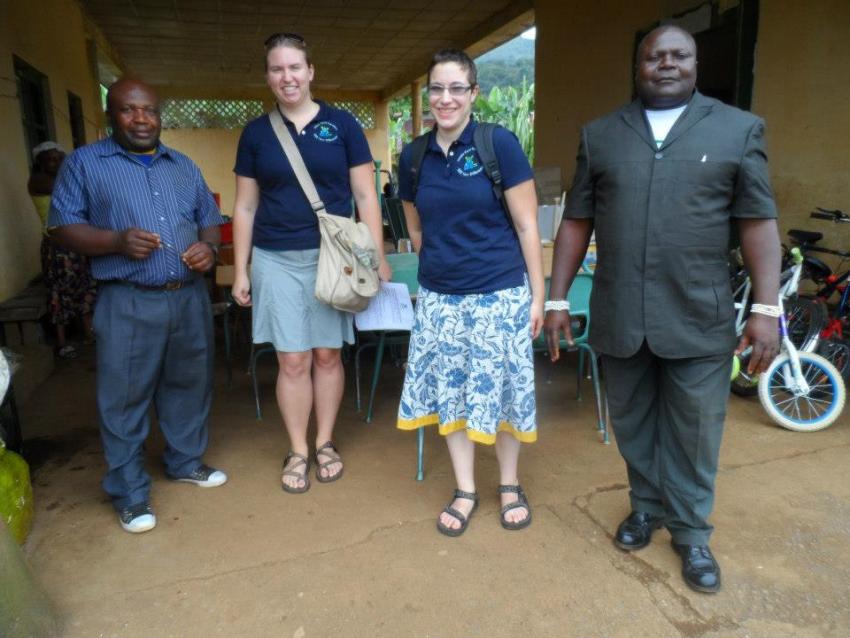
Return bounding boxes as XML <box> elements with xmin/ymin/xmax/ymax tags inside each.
<box><xmin>281</xmin><ymin>451</ymin><xmax>310</xmax><ymax>494</ymax></box>
<box><xmin>315</xmin><ymin>441</ymin><xmax>344</xmax><ymax>483</ymax></box>
<box><xmin>436</xmin><ymin>489</ymin><xmax>479</xmax><ymax>537</ymax></box>
<box><xmin>498</xmin><ymin>484</ymin><xmax>532</xmax><ymax>530</ymax></box>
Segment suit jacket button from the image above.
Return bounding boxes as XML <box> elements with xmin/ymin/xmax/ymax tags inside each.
<box><xmin>654</xmin><ymin>152</ymin><xmax>664</xmax><ymax>159</ymax></box>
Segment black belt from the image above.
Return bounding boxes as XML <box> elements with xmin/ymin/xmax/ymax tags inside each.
<box><xmin>107</xmin><ymin>280</ymin><xmax>193</xmax><ymax>292</ymax></box>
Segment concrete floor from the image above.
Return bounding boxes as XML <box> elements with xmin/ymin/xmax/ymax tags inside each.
<box><xmin>17</xmin><ymin>345</ymin><xmax>850</xmax><ymax>638</ymax></box>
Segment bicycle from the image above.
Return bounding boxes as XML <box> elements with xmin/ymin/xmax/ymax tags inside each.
<box><xmin>789</xmin><ymin>207</ymin><xmax>850</xmax><ymax>379</ymax></box>
<box><xmin>729</xmin><ymin>245</ymin><xmax>824</xmax><ymax>396</ymax></box>
<box><xmin>755</xmin><ymin>297</ymin><xmax>846</xmax><ymax>432</ymax></box>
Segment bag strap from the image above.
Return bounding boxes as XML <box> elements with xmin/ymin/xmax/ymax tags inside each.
<box><xmin>473</xmin><ymin>123</ymin><xmax>507</xmax><ymax>216</ymax></box>
<box><xmin>408</xmin><ymin>131</ymin><xmax>430</xmax><ymax>200</ymax></box>
<box><xmin>268</xmin><ymin>107</ymin><xmax>327</xmax><ymax>218</ymax></box>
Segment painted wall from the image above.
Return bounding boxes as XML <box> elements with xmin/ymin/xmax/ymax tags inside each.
<box><xmin>752</xmin><ymin>0</ymin><xmax>850</xmax><ymax>246</ymax></box>
<box><xmin>534</xmin><ymin>0</ymin><xmax>658</xmax><ymax>192</ymax></box>
<box><xmin>0</xmin><ymin>0</ymin><xmax>103</xmax><ymax>301</ymax></box>
<box><xmin>535</xmin><ymin>0</ymin><xmax>850</xmax><ymax>248</ymax></box>
<box><xmin>159</xmin><ymin>129</ymin><xmax>243</xmax><ymax>215</ymax></box>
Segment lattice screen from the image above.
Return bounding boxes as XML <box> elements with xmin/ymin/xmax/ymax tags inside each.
<box><xmin>330</xmin><ymin>101</ymin><xmax>376</xmax><ymax>129</ymax></box>
<box><xmin>160</xmin><ymin>99</ymin><xmax>264</xmax><ymax>129</ymax></box>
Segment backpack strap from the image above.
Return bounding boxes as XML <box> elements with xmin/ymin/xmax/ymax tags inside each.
<box><xmin>408</xmin><ymin>131</ymin><xmax>430</xmax><ymax>200</ymax></box>
<box><xmin>473</xmin><ymin>122</ymin><xmax>512</xmax><ymax>223</ymax></box>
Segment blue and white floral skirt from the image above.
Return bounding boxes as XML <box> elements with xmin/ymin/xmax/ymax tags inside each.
<box><xmin>396</xmin><ymin>280</ymin><xmax>537</xmax><ymax>444</ymax></box>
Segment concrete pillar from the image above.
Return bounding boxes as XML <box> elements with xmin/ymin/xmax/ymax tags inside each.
<box><xmin>411</xmin><ymin>80</ymin><xmax>423</xmax><ymax>137</ymax></box>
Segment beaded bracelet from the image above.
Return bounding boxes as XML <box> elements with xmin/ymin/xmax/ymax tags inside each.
<box><xmin>544</xmin><ymin>300</ymin><xmax>571</xmax><ymax>313</ymax></box>
<box><xmin>750</xmin><ymin>303</ymin><xmax>782</xmax><ymax>318</ymax></box>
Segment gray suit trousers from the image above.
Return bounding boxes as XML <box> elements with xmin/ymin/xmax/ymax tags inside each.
<box><xmin>602</xmin><ymin>341</ymin><xmax>732</xmax><ymax>545</ymax></box>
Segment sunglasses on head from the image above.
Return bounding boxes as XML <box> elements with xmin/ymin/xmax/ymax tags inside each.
<box><xmin>264</xmin><ymin>32</ymin><xmax>306</xmax><ymax>48</ymax></box>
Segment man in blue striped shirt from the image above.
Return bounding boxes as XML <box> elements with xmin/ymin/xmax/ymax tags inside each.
<box><xmin>49</xmin><ymin>78</ymin><xmax>228</xmax><ymax>534</ymax></box>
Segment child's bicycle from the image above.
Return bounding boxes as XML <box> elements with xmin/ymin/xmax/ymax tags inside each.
<box><xmin>749</xmin><ymin>297</ymin><xmax>846</xmax><ymax>432</ymax></box>
<box><xmin>730</xmin><ymin>246</ymin><xmax>824</xmax><ymax>396</ymax></box>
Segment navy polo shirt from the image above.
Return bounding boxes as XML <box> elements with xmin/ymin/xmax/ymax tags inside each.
<box><xmin>234</xmin><ymin>101</ymin><xmax>373</xmax><ymax>251</ymax></box>
<box><xmin>398</xmin><ymin>120</ymin><xmax>533</xmax><ymax>295</ymax></box>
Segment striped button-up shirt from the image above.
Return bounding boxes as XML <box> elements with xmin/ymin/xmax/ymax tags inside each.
<box><xmin>49</xmin><ymin>137</ymin><xmax>223</xmax><ymax>286</ymax></box>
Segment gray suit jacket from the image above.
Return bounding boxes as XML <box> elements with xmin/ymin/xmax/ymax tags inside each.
<box><xmin>565</xmin><ymin>91</ymin><xmax>777</xmax><ymax>359</ymax></box>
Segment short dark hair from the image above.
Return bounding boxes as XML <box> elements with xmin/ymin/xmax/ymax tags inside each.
<box><xmin>427</xmin><ymin>49</ymin><xmax>478</xmax><ymax>86</ymax></box>
<box><xmin>264</xmin><ymin>32</ymin><xmax>312</xmax><ymax>69</ymax></box>
<box><xmin>636</xmin><ymin>24</ymin><xmax>697</xmax><ymax>62</ymax></box>
<box><xmin>105</xmin><ymin>76</ymin><xmax>157</xmax><ymax>115</ymax></box>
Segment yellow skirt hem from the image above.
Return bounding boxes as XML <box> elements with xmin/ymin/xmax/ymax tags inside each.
<box><xmin>396</xmin><ymin>415</ymin><xmax>537</xmax><ymax>445</ymax></box>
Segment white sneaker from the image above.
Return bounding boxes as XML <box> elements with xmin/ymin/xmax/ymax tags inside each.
<box><xmin>118</xmin><ymin>503</ymin><xmax>156</xmax><ymax>533</ymax></box>
<box><xmin>168</xmin><ymin>464</ymin><xmax>228</xmax><ymax>488</ymax></box>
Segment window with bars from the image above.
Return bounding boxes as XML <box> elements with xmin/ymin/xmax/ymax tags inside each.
<box><xmin>160</xmin><ymin>99</ymin><xmax>264</xmax><ymax>129</ymax></box>
<box><xmin>14</xmin><ymin>56</ymin><xmax>55</xmax><ymax>161</ymax></box>
<box><xmin>330</xmin><ymin>101</ymin><xmax>376</xmax><ymax>129</ymax></box>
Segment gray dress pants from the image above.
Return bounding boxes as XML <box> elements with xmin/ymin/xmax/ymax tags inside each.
<box><xmin>602</xmin><ymin>341</ymin><xmax>733</xmax><ymax>545</ymax></box>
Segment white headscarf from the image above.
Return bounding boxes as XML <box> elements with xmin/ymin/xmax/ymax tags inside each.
<box><xmin>32</xmin><ymin>141</ymin><xmax>66</xmax><ymax>161</ymax></box>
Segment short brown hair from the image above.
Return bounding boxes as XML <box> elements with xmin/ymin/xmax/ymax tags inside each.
<box><xmin>427</xmin><ymin>49</ymin><xmax>477</xmax><ymax>87</ymax></box>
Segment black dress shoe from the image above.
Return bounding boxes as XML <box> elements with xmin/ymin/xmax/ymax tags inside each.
<box><xmin>672</xmin><ymin>542</ymin><xmax>721</xmax><ymax>593</ymax></box>
<box><xmin>614</xmin><ymin>511</ymin><xmax>664</xmax><ymax>550</ymax></box>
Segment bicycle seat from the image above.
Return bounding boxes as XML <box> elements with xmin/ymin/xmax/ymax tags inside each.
<box><xmin>788</xmin><ymin>229</ymin><xmax>823</xmax><ymax>244</ymax></box>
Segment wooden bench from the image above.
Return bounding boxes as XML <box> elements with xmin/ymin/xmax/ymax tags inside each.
<box><xmin>0</xmin><ymin>283</ymin><xmax>47</xmax><ymax>348</ymax></box>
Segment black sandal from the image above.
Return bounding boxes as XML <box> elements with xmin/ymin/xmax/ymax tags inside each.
<box><xmin>436</xmin><ymin>489</ymin><xmax>479</xmax><ymax>537</ymax></box>
<box><xmin>498</xmin><ymin>484</ymin><xmax>532</xmax><ymax>530</ymax></box>
<box><xmin>314</xmin><ymin>441</ymin><xmax>344</xmax><ymax>483</ymax></box>
<box><xmin>281</xmin><ymin>451</ymin><xmax>310</xmax><ymax>494</ymax></box>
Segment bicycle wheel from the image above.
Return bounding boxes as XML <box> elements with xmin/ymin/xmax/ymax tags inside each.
<box><xmin>785</xmin><ymin>297</ymin><xmax>826</xmax><ymax>352</ymax></box>
<box><xmin>758</xmin><ymin>351</ymin><xmax>846</xmax><ymax>432</ymax></box>
<box><xmin>731</xmin><ymin>298</ymin><xmax>825</xmax><ymax>397</ymax></box>
<box><xmin>817</xmin><ymin>338</ymin><xmax>850</xmax><ymax>380</ymax></box>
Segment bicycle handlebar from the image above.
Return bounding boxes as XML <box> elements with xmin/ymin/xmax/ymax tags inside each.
<box><xmin>810</xmin><ymin>207</ymin><xmax>850</xmax><ymax>222</ymax></box>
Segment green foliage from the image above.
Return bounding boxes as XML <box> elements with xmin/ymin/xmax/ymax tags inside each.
<box><xmin>388</xmin><ymin>94</ymin><xmax>412</xmax><ymax>151</ymax></box>
<box><xmin>473</xmin><ymin>79</ymin><xmax>535</xmax><ymax>164</ymax></box>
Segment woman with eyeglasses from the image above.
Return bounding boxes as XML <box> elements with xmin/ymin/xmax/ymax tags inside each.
<box><xmin>232</xmin><ymin>33</ymin><xmax>390</xmax><ymax>494</ymax></box>
<box><xmin>396</xmin><ymin>49</ymin><xmax>544</xmax><ymax>535</ymax></box>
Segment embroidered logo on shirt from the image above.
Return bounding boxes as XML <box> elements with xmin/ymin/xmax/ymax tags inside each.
<box><xmin>312</xmin><ymin>121</ymin><xmax>339</xmax><ymax>142</ymax></box>
<box><xmin>456</xmin><ymin>148</ymin><xmax>484</xmax><ymax>177</ymax></box>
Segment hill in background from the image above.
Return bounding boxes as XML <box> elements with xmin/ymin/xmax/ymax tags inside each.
<box><xmin>476</xmin><ymin>35</ymin><xmax>535</xmax><ymax>93</ymax></box>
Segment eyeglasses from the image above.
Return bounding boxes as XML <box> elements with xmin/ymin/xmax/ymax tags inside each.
<box><xmin>427</xmin><ymin>83</ymin><xmax>474</xmax><ymax>98</ymax></box>
<box><xmin>264</xmin><ymin>32</ymin><xmax>306</xmax><ymax>49</ymax></box>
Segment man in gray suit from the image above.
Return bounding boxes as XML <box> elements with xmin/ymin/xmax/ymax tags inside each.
<box><xmin>545</xmin><ymin>25</ymin><xmax>781</xmax><ymax>593</ymax></box>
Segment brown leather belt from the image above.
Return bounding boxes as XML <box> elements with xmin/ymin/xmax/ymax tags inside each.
<box><xmin>109</xmin><ymin>280</ymin><xmax>192</xmax><ymax>292</ymax></box>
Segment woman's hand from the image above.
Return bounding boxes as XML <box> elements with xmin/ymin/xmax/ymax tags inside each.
<box><xmin>231</xmin><ymin>272</ymin><xmax>252</xmax><ymax>307</ymax></box>
<box><xmin>378</xmin><ymin>257</ymin><xmax>392</xmax><ymax>282</ymax></box>
<box><xmin>530</xmin><ymin>297</ymin><xmax>544</xmax><ymax>340</ymax></box>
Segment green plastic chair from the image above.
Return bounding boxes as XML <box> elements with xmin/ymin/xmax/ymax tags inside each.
<box><xmin>534</xmin><ymin>273</ymin><xmax>609</xmax><ymax>444</ymax></box>
<box><xmin>355</xmin><ymin>252</ymin><xmax>419</xmax><ymax>421</ymax></box>
<box><xmin>353</xmin><ymin>252</ymin><xmax>427</xmax><ymax>478</ymax></box>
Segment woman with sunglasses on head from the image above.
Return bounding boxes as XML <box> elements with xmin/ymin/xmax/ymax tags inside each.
<box><xmin>396</xmin><ymin>49</ymin><xmax>544</xmax><ymax>535</ymax></box>
<box><xmin>232</xmin><ymin>33</ymin><xmax>390</xmax><ymax>494</ymax></box>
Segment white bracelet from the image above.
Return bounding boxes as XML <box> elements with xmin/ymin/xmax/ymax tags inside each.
<box><xmin>750</xmin><ymin>303</ymin><xmax>782</xmax><ymax>318</ymax></box>
<box><xmin>544</xmin><ymin>300</ymin><xmax>570</xmax><ymax>313</ymax></box>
